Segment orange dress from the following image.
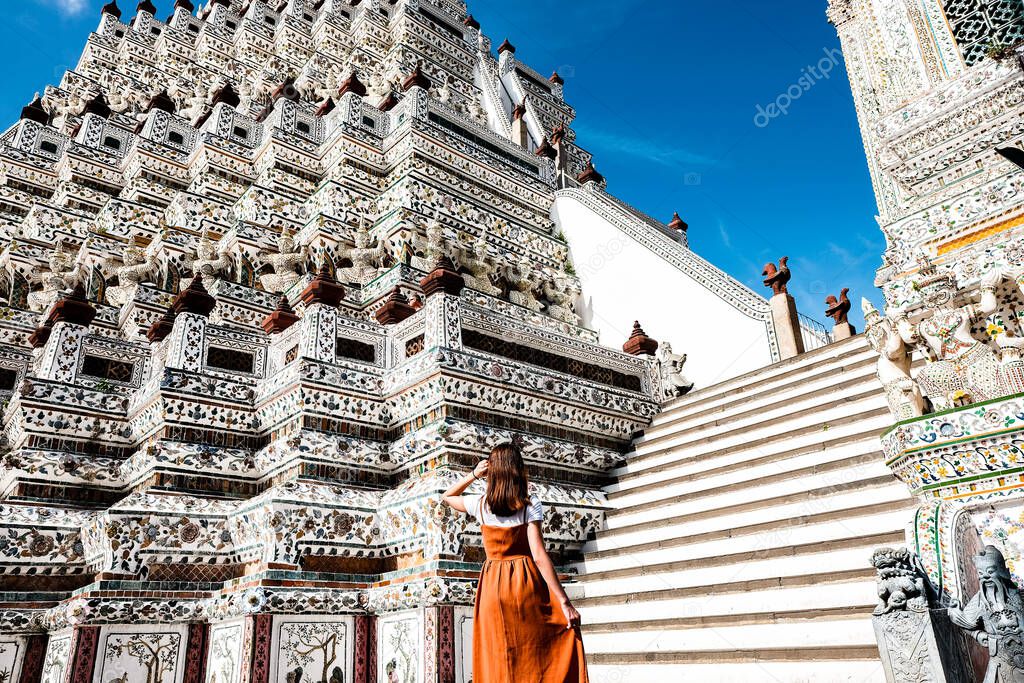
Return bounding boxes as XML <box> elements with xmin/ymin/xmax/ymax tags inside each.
<box><xmin>473</xmin><ymin>521</ymin><xmax>590</xmax><ymax>683</ymax></box>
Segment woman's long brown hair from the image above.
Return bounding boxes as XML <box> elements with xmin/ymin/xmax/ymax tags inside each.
<box><xmin>485</xmin><ymin>443</ymin><xmax>529</xmax><ymax>517</ymax></box>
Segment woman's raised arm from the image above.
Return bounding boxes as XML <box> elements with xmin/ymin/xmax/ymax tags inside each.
<box><xmin>441</xmin><ymin>460</ymin><xmax>488</xmax><ymax>513</ymax></box>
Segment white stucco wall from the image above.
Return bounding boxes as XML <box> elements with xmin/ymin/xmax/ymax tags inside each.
<box><xmin>553</xmin><ymin>189</ymin><xmax>776</xmax><ymax>388</ymax></box>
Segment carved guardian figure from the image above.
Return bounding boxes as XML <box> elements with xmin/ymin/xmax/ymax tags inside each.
<box><xmin>863</xmin><ymin>298</ymin><xmax>925</xmax><ymax>420</ymax></box>
<box><xmin>949</xmin><ymin>546</ymin><xmax>1024</xmax><ymax>682</ymax></box>
<box><xmin>28</xmin><ymin>240</ymin><xmax>88</xmax><ymax>313</ymax></box>
<box><xmin>259</xmin><ymin>230</ymin><xmax>306</xmax><ymax>294</ymax></box>
<box><xmin>105</xmin><ymin>237</ymin><xmax>158</xmax><ymax>307</ymax></box>
<box><xmin>656</xmin><ymin>342</ymin><xmax>694</xmax><ymax>398</ymax></box>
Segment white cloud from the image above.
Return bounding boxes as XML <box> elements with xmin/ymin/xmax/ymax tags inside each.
<box><xmin>718</xmin><ymin>220</ymin><xmax>732</xmax><ymax>249</ymax></box>
<box><xmin>45</xmin><ymin>0</ymin><xmax>88</xmax><ymax>16</ymax></box>
<box><xmin>574</xmin><ymin>123</ymin><xmax>716</xmax><ymax>170</ymax></box>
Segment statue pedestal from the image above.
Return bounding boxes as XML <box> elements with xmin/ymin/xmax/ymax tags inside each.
<box><xmin>873</xmin><ymin>609</ymin><xmax>975</xmax><ymax>683</ymax></box>
<box><xmin>770</xmin><ymin>293</ymin><xmax>805</xmax><ymax>360</ymax></box>
<box><xmin>832</xmin><ymin>321</ymin><xmax>856</xmax><ymax>341</ymax></box>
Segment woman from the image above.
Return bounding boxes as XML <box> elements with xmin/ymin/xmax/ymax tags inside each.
<box><xmin>442</xmin><ymin>443</ymin><xmax>589</xmax><ymax>683</ymax></box>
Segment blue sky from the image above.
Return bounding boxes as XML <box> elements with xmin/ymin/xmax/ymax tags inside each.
<box><xmin>2</xmin><ymin>0</ymin><xmax>882</xmax><ymax>327</ymax></box>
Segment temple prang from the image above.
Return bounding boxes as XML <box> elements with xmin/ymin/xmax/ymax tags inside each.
<box><xmin>3</xmin><ymin>0</ymin><xmax>1024</xmax><ymax>680</ymax></box>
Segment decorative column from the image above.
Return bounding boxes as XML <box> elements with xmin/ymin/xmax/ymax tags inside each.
<box><xmin>97</xmin><ymin>1</ymin><xmax>122</xmax><ymax>35</ymax></box>
<box><xmin>66</xmin><ymin>626</ymin><xmax>100</xmax><ymax>683</ymax></box>
<box><xmin>132</xmin><ymin>0</ymin><xmax>157</xmax><ymax>33</ymax></box>
<box><xmin>298</xmin><ymin>265</ymin><xmax>346</xmax><ymax>362</ymax></box>
<box><xmin>762</xmin><ymin>257</ymin><xmax>805</xmax><ymax>359</ymax></box>
<box><xmin>170</xmin><ymin>0</ymin><xmax>195</xmax><ymax>29</ymax></box>
<box><xmin>246</xmin><ymin>614</ymin><xmax>273</xmax><ymax>683</ymax></box>
<box><xmin>511</xmin><ymin>102</ymin><xmax>529</xmax><ymax>149</ymax></box>
<box><xmin>17</xmin><ymin>634</ymin><xmax>47</xmax><ymax>683</ymax></box>
<box><xmin>434</xmin><ymin>606</ymin><xmax>456</xmax><ymax>683</ymax></box>
<box><xmin>421</xmin><ymin>256</ymin><xmax>465</xmax><ymax>351</ymax></box>
<box><xmin>182</xmin><ymin>623</ymin><xmax>209</xmax><ymax>683</ymax></box>
<box><xmin>353</xmin><ymin>615</ymin><xmax>377</xmax><ymax>683</ymax></box>
<box><xmin>31</xmin><ymin>285</ymin><xmax>97</xmax><ymax>382</ymax></box>
<box><xmin>552</xmin><ymin>124</ymin><xmax>570</xmax><ymax>178</ymax></box>
<box><xmin>163</xmin><ymin>276</ymin><xmax>216</xmax><ymax>372</ymax></box>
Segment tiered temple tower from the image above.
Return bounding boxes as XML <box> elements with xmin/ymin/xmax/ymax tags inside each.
<box><xmin>828</xmin><ymin>0</ymin><xmax>1024</xmax><ymax>309</ymax></box>
<box><xmin>0</xmin><ymin>1</ymin><xmax>788</xmax><ymax>681</ymax></box>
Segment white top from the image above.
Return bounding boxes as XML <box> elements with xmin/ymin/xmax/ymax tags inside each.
<box><xmin>463</xmin><ymin>494</ymin><xmax>543</xmax><ymax>527</ymax></box>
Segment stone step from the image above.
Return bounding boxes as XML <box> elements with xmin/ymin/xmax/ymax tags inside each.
<box><xmin>606</xmin><ymin>460</ymin><xmax>903</xmax><ymax>530</ymax></box>
<box><xmin>593</xmin><ymin>484</ymin><xmax>910</xmax><ymax>559</ymax></box>
<box><xmin>584</xmin><ymin>496</ymin><xmax>911</xmax><ymax>560</ymax></box>
<box><xmin>581</xmin><ymin>510</ymin><xmax>907</xmax><ymax>575</ymax></box>
<box><xmin>575</xmin><ymin>566</ymin><xmax>875</xmax><ymax>607</ymax></box>
<box><xmin>573</xmin><ymin>334</ymin><xmax>893</xmax><ymax>681</ymax></box>
<box><xmin>643</xmin><ymin>351</ymin><xmax>878</xmax><ymax>440</ymax></box>
<box><xmin>583</xmin><ymin>604</ymin><xmax>873</xmax><ymax>632</ymax></box>
<box><xmin>659</xmin><ymin>335</ymin><xmax>872</xmax><ymax>417</ymax></box>
<box><xmin>578</xmin><ymin>577</ymin><xmax>878</xmax><ymax>623</ymax></box>
<box><xmin>632</xmin><ymin>380</ymin><xmax>884</xmax><ymax>461</ymax></box>
<box><xmin>587</xmin><ymin>657</ymin><xmax>885</xmax><ymax>683</ymax></box>
<box><xmin>618</xmin><ymin>400</ymin><xmax>890</xmax><ymax>478</ymax></box>
<box><xmin>583</xmin><ymin>617</ymin><xmax>876</xmax><ymax>653</ymax></box>
<box><xmin>608</xmin><ymin>442</ymin><xmax>884</xmax><ymax>510</ymax></box>
<box><xmin>578</xmin><ymin>535</ymin><xmax>899</xmax><ymax>598</ymax></box>
<box><xmin>612</xmin><ymin>417</ymin><xmax>890</xmax><ymax>489</ymax></box>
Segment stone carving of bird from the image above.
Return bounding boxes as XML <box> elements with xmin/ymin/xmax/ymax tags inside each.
<box><xmin>762</xmin><ymin>256</ymin><xmax>791</xmax><ymax>296</ymax></box>
<box><xmin>825</xmin><ymin>287</ymin><xmax>852</xmax><ymax>324</ymax></box>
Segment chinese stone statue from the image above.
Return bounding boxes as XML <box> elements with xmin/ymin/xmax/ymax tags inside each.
<box><xmin>949</xmin><ymin>545</ymin><xmax>1024</xmax><ymax>682</ymax></box>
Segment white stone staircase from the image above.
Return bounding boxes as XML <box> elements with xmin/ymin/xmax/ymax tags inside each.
<box><xmin>574</xmin><ymin>335</ymin><xmax>911</xmax><ymax>683</ymax></box>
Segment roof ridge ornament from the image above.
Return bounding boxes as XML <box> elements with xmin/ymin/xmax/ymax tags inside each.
<box><xmin>623</xmin><ymin>321</ymin><xmax>659</xmax><ymax>356</ymax></box>
<box><xmin>20</xmin><ymin>94</ymin><xmax>49</xmax><ymax>125</ymax></box>
<box><xmin>101</xmin><ymin>0</ymin><xmax>122</xmax><ymax>19</ymax></box>
<box><xmin>668</xmin><ymin>212</ymin><xmax>688</xmax><ymax>234</ymax></box>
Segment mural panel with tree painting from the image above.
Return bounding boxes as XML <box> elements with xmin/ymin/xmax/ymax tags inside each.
<box><xmin>280</xmin><ymin>622</ymin><xmax>348</xmax><ymax>683</ymax></box>
<box><xmin>102</xmin><ymin>632</ymin><xmax>181</xmax><ymax>683</ymax></box>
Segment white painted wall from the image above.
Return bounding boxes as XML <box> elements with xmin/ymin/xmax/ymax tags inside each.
<box><xmin>553</xmin><ymin>190</ymin><xmax>776</xmax><ymax>388</ymax></box>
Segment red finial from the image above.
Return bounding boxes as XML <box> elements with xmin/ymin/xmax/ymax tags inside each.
<box><xmin>300</xmin><ymin>262</ymin><xmax>346</xmax><ymax>308</ymax></box>
<box><xmin>668</xmin><ymin>212</ymin><xmax>688</xmax><ymax>233</ymax></box>
<box><xmin>420</xmin><ymin>255</ymin><xmax>466</xmax><ymax>298</ymax></box>
<box><xmin>262</xmin><ymin>295</ymin><xmax>300</xmax><ymax>334</ymax></box>
<box><xmin>338</xmin><ymin>73</ymin><xmax>368</xmax><ymax>98</ymax></box>
<box><xmin>577</xmin><ymin>162</ymin><xmax>605</xmax><ymax>186</ymax></box>
<box><xmin>374</xmin><ymin>287</ymin><xmax>417</xmax><ymax>325</ymax></box>
<box><xmin>402</xmin><ymin>62</ymin><xmax>432</xmax><ymax>92</ymax></box>
<box><xmin>622</xmin><ymin>321</ymin><xmax>659</xmax><ymax>356</ymax></box>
